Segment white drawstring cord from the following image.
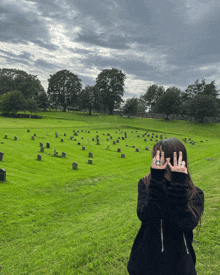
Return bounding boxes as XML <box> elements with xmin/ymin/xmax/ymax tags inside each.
<box><xmin>183</xmin><ymin>233</ymin><xmax>189</xmax><ymax>254</ymax></box>
<box><xmin>161</xmin><ymin>219</ymin><xmax>164</xmax><ymax>252</ymax></box>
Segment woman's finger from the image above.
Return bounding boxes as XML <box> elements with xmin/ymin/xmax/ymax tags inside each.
<box><xmin>166</xmin><ymin>158</ymin><xmax>172</xmax><ymax>169</ymax></box>
<box><xmin>173</xmin><ymin>152</ymin><xmax>177</xmax><ymax>167</ymax></box>
<box><xmin>178</xmin><ymin>151</ymin><xmax>182</xmax><ymax>165</ymax></box>
<box><xmin>161</xmin><ymin>151</ymin><xmax>165</xmax><ymax>164</ymax></box>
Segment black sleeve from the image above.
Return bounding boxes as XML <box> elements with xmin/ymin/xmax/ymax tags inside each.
<box><xmin>137</xmin><ymin>168</ymin><xmax>166</xmax><ymax>222</ymax></box>
<box><xmin>167</xmin><ymin>172</ymin><xmax>204</xmax><ymax>232</ymax></box>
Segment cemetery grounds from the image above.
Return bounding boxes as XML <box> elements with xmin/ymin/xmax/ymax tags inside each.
<box><xmin>0</xmin><ymin>111</ymin><xmax>220</xmax><ymax>275</ymax></box>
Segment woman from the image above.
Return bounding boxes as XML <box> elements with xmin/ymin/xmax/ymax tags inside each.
<box><xmin>127</xmin><ymin>137</ymin><xmax>204</xmax><ymax>275</ymax></box>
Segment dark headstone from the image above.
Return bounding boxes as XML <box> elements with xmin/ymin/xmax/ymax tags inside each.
<box><xmin>0</xmin><ymin>152</ymin><xmax>4</xmax><ymax>161</ymax></box>
<box><xmin>117</xmin><ymin>148</ymin><xmax>121</xmax><ymax>152</ymax></box>
<box><xmin>144</xmin><ymin>139</ymin><xmax>147</xmax><ymax>142</ymax></box>
<box><xmin>92</xmin><ymin>138</ymin><xmax>95</xmax><ymax>141</ymax></box>
<box><xmin>14</xmin><ymin>136</ymin><xmax>17</xmax><ymax>141</ymax></box>
<box><xmin>72</xmin><ymin>162</ymin><xmax>78</xmax><ymax>170</ymax></box>
<box><xmin>27</xmin><ymin>129</ymin><xmax>30</xmax><ymax>132</ymax></box>
<box><xmin>77</xmin><ymin>130</ymin><xmax>79</xmax><ymax>133</ymax></box>
<box><xmin>5</xmin><ymin>135</ymin><xmax>7</xmax><ymax>139</ymax></box>
<box><xmin>74</xmin><ymin>132</ymin><xmax>78</xmax><ymax>136</ymax></box>
<box><xmin>88</xmin><ymin>131</ymin><xmax>90</xmax><ymax>133</ymax></box>
<box><xmin>0</xmin><ymin>168</ymin><xmax>6</xmax><ymax>181</ymax></box>
<box><xmin>78</xmin><ymin>142</ymin><xmax>81</xmax><ymax>145</ymax></box>
<box><xmin>88</xmin><ymin>159</ymin><xmax>92</xmax><ymax>164</ymax></box>
<box><xmin>31</xmin><ymin>136</ymin><xmax>35</xmax><ymax>140</ymax></box>
<box><xmin>46</xmin><ymin>142</ymin><xmax>50</xmax><ymax>148</ymax></box>
<box><xmin>121</xmin><ymin>154</ymin><xmax>125</xmax><ymax>158</ymax></box>
<box><xmin>117</xmin><ymin>140</ymin><xmax>119</xmax><ymax>143</ymax></box>
<box><xmin>34</xmin><ymin>133</ymin><xmax>36</xmax><ymax>137</ymax></box>
<box><xmin>113</xmin><ymin>141</ymin><xmax>116</xmax><ymax>145</ymax></box>
<box><xmin>106</xmin><ymin>138</ymin><xmax>109</xmax><ymax>141</ymax></box>
<box><xmin>132</xmin><ymin>145</ymin><xmax>135</xmax><ymax>148</ymax></box>
<box><xmin>37</xmin><ymin>154</ymin><xmax>41</xmax><ymax>161</ymax></box>
<box><xmin>110</xmin><ymin>136</ymin><xmax>112</xmax><ymax>139</ymax></box>
<box><xmin>89</xmin><ymin>152</ymin><xmax>93</xmax><ymax>158</ymax></box>
<box><xmin>82</xmin><ymin>146</ymin><xmax>85</xmax><ymax>150</ymax></box>
<box><xmin>40</xmin><ymin>147</ymin><xmax>44</xmax><ymax>153</ymax></box>
<box><xmin>62</xmin><ymin>152</ymin><xmax>66</xmax><ymax>157</ymax></box>
<box><xmin>64</xmin><ymin>133</ymin><xmax>66</xmax><ymax>136</ymax></box>
<box><xmin>122</xmin><ymin>137</ymin><xmax>124</xmax><ymax>140</ymax></box>
<box><xmin>81</xmin><ymin>137</ymin><xmax>83</xmax><ymax>139</ymax></box>
<box><xmin>74</xmin><ymin>139</ymin><xmax>77</xmax><ymax>141</ymax></box>
<box><xmin>61</xmin><ymin>139</ymin><xmax>64</xmax><ymax>142</ymax></box>
<box><xmin>70</xmin><ymin>136</ymin><xmax>73</xmax><ymax>140</ymax></box>
<box><xmin>150</xmin><ymin>139</ymin><xmax>152</xmax><ymax>141</ymax></box>
<box><xmin>81</xmin><ymin>130</ymin><xmax>83</xmax><ymax>132</ymax></box>
<box><xmin>136</xmin><ymin>148</ymin><xmax>139</xmax><ymax>152</ymax></box>
<box><xmin>40</xmin><ymin>142</ymin><xmax>43</xmax><ymax>147</ymax></box>
<box><xmin>56</xmin><ymin>134</ymin><xmax>58</xmax><ymax>138</ymax></box>
<box><xmin>145</xmin><ymin>147</ymin><xmax>149</xmax><ymax>150</ymax></box>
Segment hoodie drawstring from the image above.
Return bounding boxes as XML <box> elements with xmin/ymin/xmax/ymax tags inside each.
<box><xmin>183</xmin><ymin>233</ymin><xmax>190</xmax><ymax>254</ymax></box>
<box><xmin>161</xmin><ymin>219</ymin><xmax>164</xmax><ymax>252</ymax></box>
<box><xmin>160</xmin><ymin>220</ymin><xmax>189</xmax><ymax>255</ymax></box>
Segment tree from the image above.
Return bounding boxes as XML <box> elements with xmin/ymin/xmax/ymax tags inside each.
<box><xmin>137</xmin><ymin>95</ymin><xmax>148</xmax><ymax>115</ymax></box>
<box><xmin>95</xmin><ymin>68</ymin><xmax>126</xmax><ymax>115</ymax></box>
<box><xmin>36</xmin><ymin>90</ymin><xmax>49</xmax><ymax>111</ymax></box>
<box><xmin>26</xmin><ymin>98</ymin><xmax>38</xmax><ymax>115</ymax></box>
<box><xmin>142</xmin><ymin>84</ymin><xmax>165</xmax><ymax>111</ymax></box>
<box><xmin>47</xmin><ymin>70</ymin><xmax>82</xmax><ymax>112</ymax></box>
<box><xmin>77</xmin><ymin>85</ymin><xmax>102</xmax><ymax>114</ymax></box>
<box><xmin>0</xmin><ymin>90</ymin><xmax>26</xmax><ymax>114</ymax></box>
<box><xmin>123</xmin><ymin>98</ymin><xmax>139</xmax><ymax>117</ymax></box>
<box><xmin>0</xmin><ymin>68</ymin><xmax>45</xmax><ymax>99</ymax></box>
<box><xmin>189</xmin><ymin>94</ymin><xmax>219</xmax><ymax>122</ymax></box>
<box><xmin>153</xmin><ymin>87</ymin><xmax>181</xmax><ymax>119</ymax></box>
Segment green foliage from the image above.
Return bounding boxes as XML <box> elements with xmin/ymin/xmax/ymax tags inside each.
<box><xmin>35</xmin><ymin>90</ymin><xmax>49</xmax><ymax>111</ymax></box>
<box><xmin>189</xmin><ymin>94</ymin><xmax>219</xmax><ymax>122</ymax></box>
<box><xmin>47</xmin><ymin>69</ymin><xmax>82</xmax><ymax>111</ymax></box>
<box><xmin>95</xmin><ymin>68</ymin><xmax>126</xmax><ymax>115</ymax></box>
<box><xmin>77</xmin><ymin>85</ymin><xmax>102</xmax><ymax>114</ymax></box>
<box><xmin>153</xmin><ymin>87</ymin><xmax>181</xmax><ymax>119</ymax></box>
<box><xmin>26</xmin><ymin>98</ymin><xmax>38</xmax><ymax>114</ymax></box>
<box><xmin>0</xmin><ymin>90</ymin><xmax>26</xmax><ymax>114</ymax></box>
<box><xmin>0</xmin><ymin>68</ymin><xmax>45</xmax><ymax>99</ymax></box>
<box><xmin>123</xmin><ymin>97</ymin><xmax>138</xmax><ymax>116</ymax></box>
<box><xmin>143</xmin><ymin>84</ymin><xmax>165</xmax><ymax>111</ymax></box>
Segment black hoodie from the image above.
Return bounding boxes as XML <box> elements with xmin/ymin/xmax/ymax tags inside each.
<box><xmin>127</xmin><ymin>168</ymin><xmax>204</xmax><ymax>275</ymax></box>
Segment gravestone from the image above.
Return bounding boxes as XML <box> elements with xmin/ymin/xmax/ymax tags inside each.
<box><xmin>0</xmin><ymin>152</ymin><xmax>4</xmax><ymax>161</ymax></box>
<box><xmin>0</xmin><ymin>168</ymin><xmax>6</xmax><ymax>181</ymax></box>
<box><xmin>77</xmin><ymin>130</ymin><xmax>79</xmax><ymax>133</ymax></box>
<box><xmin>70</xmin><ymin>136</ymin><xmax>73</xmax><ymax>140</ymax></box>
<box><xmin>122</xmin><ymin>137</ymin><xmax>124</xmax><ymax>140</ymax></box>
<box><xmin>62</xmin><ymin>152</ymin><xmax>66</xmax><ymax>157</ymax></box>
<box><xmin>88</xmin><ymin>131</ymin><xmax>90</xmax><ymax>133</ymax></box>
<box><xmin>40</xmin><ymin>142</ymin><xmax>43</xmax><ymax>147</ymax></box>
<box><xmin>117</xmin><ymin>148</ymin><xmax>121</xmax><ymax>152</ymax></box>
<box><xmin>81</xmin><ymin>130</ymin><xmax>83</xmax><ymax>132</ymax></box>
<box><xmin>110</xmin><ymin>136</ymin><xmax>112</xmax><ymax>139</ymax></box>
<box><xmin>40</xmin><ymin>147</ymin><xmax>44</xmax><ymax>153</ymax></box>
<box><xmin>14</xmin><ymin>136</ymin><xmax>17</xmax><ymax>141</ymax></box>
<box><xmin>156</xmin><ymin>135</ymin><xmax>158</xmax><ymax>138</ymax></box>
<box><xmin>144</xmin><ymin>139</ymin><xmax>147</xmax><ymax>142</ymax></box>
<box><xmin>27</xmin><ymin>129</ymin><xmax>30</xmax><ymax>132</ymax></box>
<box><xmin>118</xmin><ymin>137</ymin><xmax>120</xmax><ymax>139</ymax></box>
<box><xmin>37</xmin><ymin>154</ymin><xmax>41</xmax><ymax>161</ymax></box>
<box><xmin>81</xmin><ymin>137</ymin><xmax>83</xmax><ymax>139</ymax></box>
<box><xmin>117</xmin><ymin>140</ymin><xmax>119</xmax><ymax>143</ymax></box>
<box><xmin>88</xmin><ymin>159</ymin><xmax>92</xmax><ymax>164</ymax></box>
<box><xmin>55</xmin><ymin>132</ymin><xmax>57</xmax><ymax>135</ymax></box>
<box><xmin>5</xmin><ymin>135</ymin><xmax>7</xmax><ymax>139</ymax></box>
<box><xmin>126</xmin><ymin>145</ymin><xmax>128</xmax><ymax>147</ymax></box>
<box><xmin>31</xmin><ymin>136</ymin><xmax>35</xmax><ymax>140</ymax></box>
<box><xmin>89</xmin><ymin>152</ymin><xmax>93</xmax><ymax>158</ymax></box>
<box><xmin>72</xmin><ymin>162</ymin><xmax>78</xmax><ymax>170</ymax></box>
<box><xmin>132</xmin><ymin>145</ymin><xmax>135</xmax><ymax>148</ymax></box>
<box><xmin>121</xmin><ymin>154</ymin><xmax>125</xmax><ymax>158</ymax></box>
<box><xmin>150</xmin><ymin>139</ymin><xmax>152</xmax><ymax>141</ymax></box>
<box><xmin>96</xmin><ymin>141</ymin><xmax>100</xmax><ymax>145</ymax></box>
<box><xmin>107</xmin><ymin>133</ymin><xmax>110</xmax><ymax>136</ymax></box>
<box><xmin>137</xmin><ymin>135</ymin><xmax>140</xmax><ymax>138</ymax></box>
<box><xmin>34</xmin><ymin>133</ymin><xmax>36</xmax><ymax>137</ymax></box>
<box><xmin>96</xmin><ymin>131</ymin><xmax>98</xmax><ymax>133</ymax></box>
<box><xmin>74</xmin><ymin>139</ymin><xmax>77</xmax><ymax>141</ymax></box>
<box><xmin>78</xmin><ymin>142</ymin><xmax>81</xmax><ymax>145</ymax></box>
<box><xmin>64</xmin><ymin>133</ymin><xmax>66</xmax><ymax>136</ymax></box>
<box><xmin>61</xmin><ymin>139</ymin><xmax>63</xmax><ymax>142</ymax></box>
<box><xmin>136</xmin><ymin>148</ymin><xmax>139</xmax><ymax>152</ymax></box>
<box><xmin>82</xmin><ymin>146</ymin><xmax>85</xmax><ymax>150</ymax></box>
<box><xmin>74</xmin><ymin>132</ymin><xmax>78</xmax><ymax>136</ymax></box>
<box><xmin>106</xmin><ymin>138</ymin><xmax>109</xmax><ymax>141</ymax></box>
<box><xmin>113</xmin><ymin>141</ymin><xmax>116</xmax><ymax>145</ymax></box>
<box><xmin>145</xmin><ymin>147</ymin><xmax>149</xmax><ymax>150</ymax></box>
<box><xmin>46</xmin><ymin>142</ymin><xmax>50</xmax><ymax>148</ymax></box>
<box><xmin>92</xmin><ymin>138</ymin><xmax>95</xmax><ymax>141</ymax></box>
<box><xmin>56</xmin><ymin>134</ymin><xmax>58</xmax><ymax>138</ymax></box>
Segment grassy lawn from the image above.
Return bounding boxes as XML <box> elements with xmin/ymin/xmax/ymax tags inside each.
<box><xmin>0</xmin><ymin>111</ymin><xmax>220</xmax><ymax>274</ymax></box>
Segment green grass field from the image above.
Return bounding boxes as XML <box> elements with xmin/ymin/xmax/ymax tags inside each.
<box><xmin>0</xmin><ymin>111</ymin><xmax>220</xmax><ymax>274</ymax></box>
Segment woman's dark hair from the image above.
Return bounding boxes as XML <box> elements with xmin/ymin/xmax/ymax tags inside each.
<box><xmin>144</xmin><ymin>137</ymin><xmax>203</xmax><ymax>223</ymax></box>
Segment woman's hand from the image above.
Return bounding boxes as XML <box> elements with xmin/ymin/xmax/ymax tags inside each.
<box><xmin>151</xmin><ymin>150</ymin><xmax>168</xmax><ymax>170</ymax></box>
<box><xmin>167</xmin><ymin>151</ymin><xmax>188</xmax><ymax>174</ymax></box>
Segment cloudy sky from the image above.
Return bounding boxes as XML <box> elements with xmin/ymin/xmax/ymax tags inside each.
<box><xmin>1</xmin><ymin>0</ymin><xmax>220</xmax><ymax>98</ymax></box>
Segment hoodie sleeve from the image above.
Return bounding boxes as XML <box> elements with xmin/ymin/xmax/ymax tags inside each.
<box><xmin>167</xmin><ymin>172</ymin><xmax>204</xmax><ymax>232</ymax></box>
<box><xmin>137</xmin><ymin>168</ymin><xmax>166</xmax><ymax>222</ymax></box>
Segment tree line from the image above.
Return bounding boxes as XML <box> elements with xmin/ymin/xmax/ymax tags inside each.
<box><xmin>123</xmin><ymin>80</ymin><xmax>220</xmax><ymax>122</ymax></box>
<box><xmin>0</xmin><ymin>68</ymin><xmax>219</xmax><ymax>122</ymax></box>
